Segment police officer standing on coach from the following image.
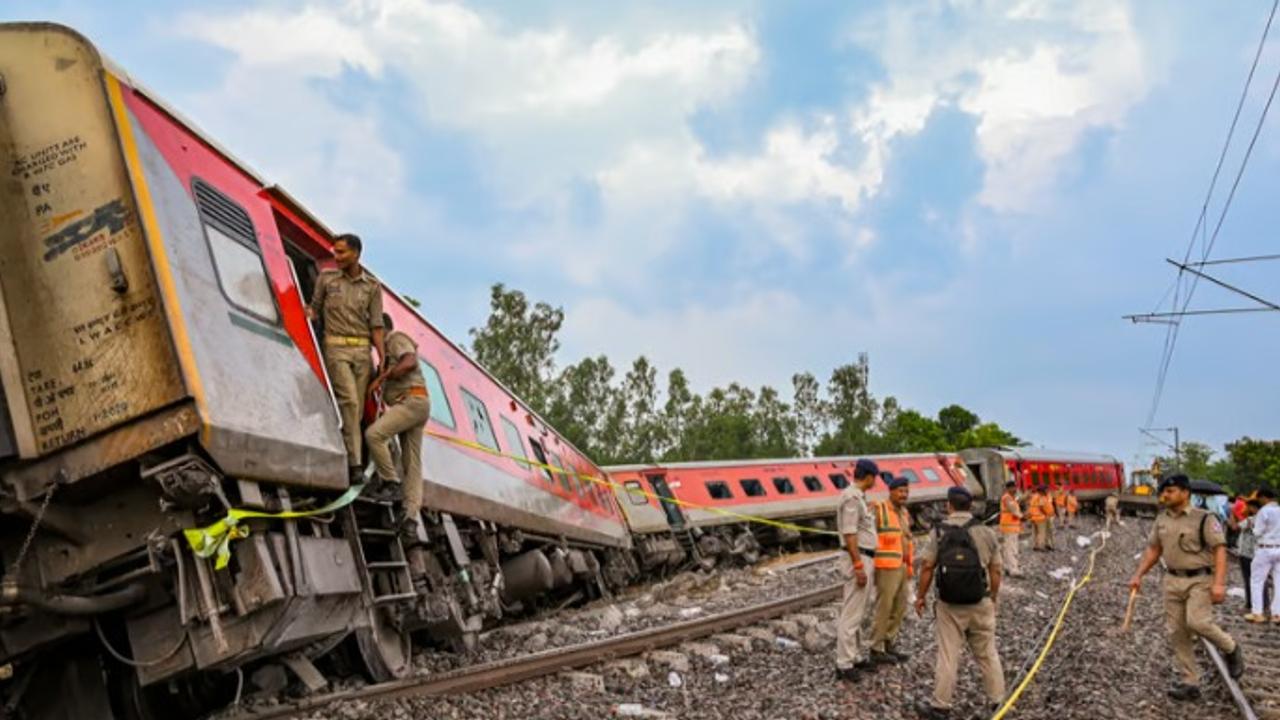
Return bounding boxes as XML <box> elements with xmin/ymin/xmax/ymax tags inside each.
<box><xmin>869</xmin><ymin>475</ymin><xmax>914</xmax><ymax>665</ymax></box>
<box><xmin>365</xmin><ymin>314</ymin><xmax>431</xmax><ymax>537</ymax></box>
<box><xmin>834</xmin><ymin>458</ymin><xmax>880</xmax><ymax>681</ymax></box>
<box><xmin>308</xmin><ymin>234</ymin><xmax>386</xmax><ymax>483</ymax></box>
<box><xmin>915</xmin><ymin>486</ymin><xmax>1005</xmax><ymax>719</ymax></box>
<box><xmin>998</xmin><ymin>480</ymin><xmax>1024</xmax><ymax>577</ymax></box>
<box><xmin>1128</xmin><ymin>473</ymin><xmax>1245</xmax><ymax>701</ymax></box>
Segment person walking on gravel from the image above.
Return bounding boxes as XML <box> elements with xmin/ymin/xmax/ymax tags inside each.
<box><xmin>834</xmin><ymin>458</ymin><xmax>880</xmax><ymax>682</ymax></box>
<box><xmin>1065</xmin><ymin>490</ymin><xmax>1079</xmax><ymax>529</ymax></box>
<box><xmin>997</xmin><ymin>480</ymin><xmax>1024</xmax><ymax>577</ymax></box>
<box><xmin>1128</xmin><ymin>474</ymin><xmax>1245</xmax><ymax>701</ymax></box>
<box><xmin>869</xmin><ymin>476</ymin><xmax>914</xmax><ymax>665</ymax></box>
<box><xmin>1028</xmin><ymin>487</ymin><xmax>1051</xmax><ymax>551</ymax></box>
<box><xmin>1245</xmin><ymin>488</ymin><xmax>1280</xmax><ymax>624</ymax></box>
<box><xmin>1104</xmin><ymin>492</ymin><xmax>1121</xmax><ymax>527</ymax></box>
<box><xmin>914</xmin><ymin>486</ymin><xmax>1005</xmax><ymax>719</ymax></box>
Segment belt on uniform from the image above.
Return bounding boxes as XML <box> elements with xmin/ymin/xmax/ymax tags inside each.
<box><xmin>325</xmin><ymin>335</ymin><xmax>370</xmax><ymax>347</ymax></box>
<box><xmin>859</xmin><ymin>547</ymin><xmax>876</xmax><ymax>559</ymax></box>
<box><xmin>1259</xmin><ymin>544</ymin><xmax>1280</xmax><ymax>549</ymax></box>
<box><xmin>1165</xmin><ymin>567</ymin><xmax>1212</xmax><ymax>578</ymax></box>
<box><xmin>389</xmin><ymin>386</ymin><xmax>428</xmax><ymax>404</ymax></box>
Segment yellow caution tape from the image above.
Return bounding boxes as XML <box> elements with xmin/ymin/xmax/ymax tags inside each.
<box><xmin>989</xmin><ymin>521</ymin><xmax>1113</xmax><ymax>719</ymax></box>
<box><xmin>183</xmin><ymin>484</ymin><xmax>365</xmax><ymax>570</ymax></box>
<box><xmin>423</xmin><ymin>429</ymin><xmax>840</xmax><ymax>538</ymax></box>
<box><xmin>183</xmin><ymin>430</ymin><xmax>844</xmax><ymax>572</ymax></box>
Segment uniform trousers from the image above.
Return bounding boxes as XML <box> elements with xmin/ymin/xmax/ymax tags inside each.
<box><xmin>1250</xmin><ymin>546</ymin><xmax>1280</xmax><ymax>616</ymax></box>
<box><xmin>365</xmin><ymin>396</ymin><xmax>430</xmax><ymax>518</ymax></box>
<box><xmin>1032</xmin><ymin>521</ymin><xmax>1049</xmax><ymax>550</ymax></box>
<box><xmin>870</xmin><ymin>566</ymin><xmax>909</xmax><ymax>652</ymax></box>
<box><xmin>931</xmin><ymin>598</ymin><xmax>1005</xmax><ymax>710</ymax></box>
<box><xmin>323</xmin><ymin>344</ymin><xmax>373</xmax><ymax>467</ymax></box>
<box><xmin>835</xmin><ymin>556</ymin><xmax>875</xmax><ymax>669</ymax></box>
<box><xmin>1000</xmin><ymin>532</ymin><xmax>1021</xmax><ymax>575</ymax></box>
<box><xmin>1044</xmin><ymin>518</ymin><xmax>1055</xmax><ymax>549</ymax></box>
<box><xmin>1162</xmin><ymin>574</ymin><xmax>1237</xmax><ymax>686</ymax></box>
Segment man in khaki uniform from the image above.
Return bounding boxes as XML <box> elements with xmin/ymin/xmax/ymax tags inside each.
<box><xmin>834</xmin><ymin>458</ymin><xmax>880</xmax><ymax>682</ymax></box>
<box><xmin>307</xmin><ymin>234</ymin><xmax>385</xmax><ymax>482</ymax></box>
<box><xmin>366</xmin><ymin>314</ymin><xmax>431</xmax><ymax>536</ymax></box>
<box><xmin>1104</xmin><ymin>493</ymin><xmax>1121</xmax><ymax>527</ymax></box>
<box><xmin>915</xmin><ymin>486</ymin><xmax>1005</xmax><ymax>719</ymax></box>
<box><xmin>1028</xmin><ymin>487</ymin><xmax>1050</xmax><ymax>551</ymax></box>
<box><xmin>869</xmin><ymin>475</ymin><xmax>914</xmax><ymax>665</ymax></box>
<box><xmin>1129</xmin><ymin>474</ymin><xmax>1244</xmax><ymax>700</ymax></box>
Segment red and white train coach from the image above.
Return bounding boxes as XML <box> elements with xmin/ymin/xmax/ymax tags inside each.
<box><xmin>606</xmin><ymin>453</ymin><xmax>978</xmax><ymax>569</ymax></box>
<box><xmin>960</xmin><ymin>447</ymin><xmax>1124</xmax><ymax>508</ymax></box>
<box><xmin>0</xmin><ymin>23</ymin><xmax>633</xmax><ymax>718</ymax></box>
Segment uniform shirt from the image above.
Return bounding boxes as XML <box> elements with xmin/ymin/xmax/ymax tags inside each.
<box><xmin>1148</xmin><ymin>504</ymin><xmax>1226</xmax><ymax>571</ymax></box>
<box><xmin>921</xmin><ymin>511</ymin><xmax>1000</xmax><ymax>571</ymax></box>
<box><xmin>382</xmin><ymin>331</ymin><xmax>426</xmax><ymax>403</ymax></box>
<box><xmin>1253</xmin><ymin>503</ymin><xmax>1280</xmax><ymax>547</ymax></box>
<box><xmin>309</xmin><ymin>268</ymin><xmax>384</xmax><ymax>338</ymax></box>
<box><xmin>1105</xmin><ymin>495</ymin><xmax>1119</xmax><ymax>510</ymax></box>
<box><xmin>1001</xmin><ymin>493</ymin><xmax>1023</xmax><ymax>519</ymax></box>
<box><xmin>838</xmin><ymin>485</ymin><xmax>876</xmax><ymax>551</ymax></box>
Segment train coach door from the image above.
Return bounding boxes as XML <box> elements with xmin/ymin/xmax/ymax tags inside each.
<box><xmin>647</xmin><ymin>475</ymin><xmax>685</xmax><ymax>529</ymax></box>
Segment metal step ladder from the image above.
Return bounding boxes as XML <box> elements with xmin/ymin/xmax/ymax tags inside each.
<box><xmin>348</xmin><ymin>495</ymin><xmax>417</xmax><ymax>606</ymax></box>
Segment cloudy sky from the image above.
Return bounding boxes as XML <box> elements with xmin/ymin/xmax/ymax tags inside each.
<box><xmin>8</xmin><ymin>1</ymin><xmax>1278</xmax><ymax>469</ymax></box>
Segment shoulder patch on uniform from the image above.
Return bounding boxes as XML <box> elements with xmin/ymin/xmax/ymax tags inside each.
<box><xmin>1210</xmin><ymin>518</ymin><xmax>1222</xmax><ymax>534</ymax></box>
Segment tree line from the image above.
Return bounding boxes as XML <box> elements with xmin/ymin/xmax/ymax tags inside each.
<box><xmin>467</xmin><ymin>284</ymin><xmax>1024</xmax><ymax>467</ymax></box>
<box><xmin>1156</xmin><ymin>438</ymin><xmax>1280</xmax><ymax>494</ymax></box>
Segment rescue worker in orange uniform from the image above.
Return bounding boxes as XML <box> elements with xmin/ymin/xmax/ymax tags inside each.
<box><xmin>1053</xmin><ymin>486</ymin><xmax>1068</xmax><ymax>528</ymax></box>
<box><xmin>1028</xmin><ymin>487</ymin><xmax>1052</xmax><ymax>551</ymax></box>
<box><xmin>869</xmin><ymin>476</ymin><xmax>914</xmax><ymax>664</ymax></box>
<box><xmin>998</xmin><ymin>480</ymin><xmax>1024</xmax><ymax>576</ymax></box>
<box><xmin>1066</xmin><ymin>490</ymin><xmax>1080</xmax><ymax>529</ymax></box>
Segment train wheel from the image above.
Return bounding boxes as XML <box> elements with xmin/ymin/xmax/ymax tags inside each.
<box><xmin>355</xmin><ymin>606</ymin><xmax>413</xmax><ymax>683</ymax></box>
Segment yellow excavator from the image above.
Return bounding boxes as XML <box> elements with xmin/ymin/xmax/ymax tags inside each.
<box><xmin>1119</xmin><ymin>465</ymin><xmax>1160</xmax><ymax>518</ymax></box>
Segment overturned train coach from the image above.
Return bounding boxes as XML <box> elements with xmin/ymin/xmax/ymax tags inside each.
<box><xmin>606</xmin><ymin>453</ymin><xmax>981</xmax><ymax>569</ymax></box>
<box><xmin>0</xmin><ymin>23</ymin><xmax>640</xmax><ymax>718</ymax></box>
<box><xmin>960</xmin><ymin>447</ymin><xmax>1125</xmax><ymax>511</ymax></box>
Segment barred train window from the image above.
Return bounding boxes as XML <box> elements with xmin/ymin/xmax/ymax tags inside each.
<box><xmin>802</xmin><ymin>475</ymin><xmax>823</xmax><ymax>492</ymax></box>
<box><xmin>459</xmin><ymin>388</ymin><xmax>499</xmax><ymax>452</ymax></box>
<box><xmin>624</xmin><ymin>480</ymin><xmax>648</xmax><ymax>505</ymax></box>
<box><xmin>192</xmin><ymin>180</ymin><xmax>279</xmax><ymax>324</ymax></box>
<box><xmin>772</xmin><ymin>476</ymin><xmax>796</xmax><ymax>494</ymax></box>
<box><xmin>921</xmin><ymin>467</ymin><xmax>940</xmax><ymax>483</ymax></box>
<box><xmin>900</xmin><ymin>469</ymin><xmax>921</xmax><ymax>484</ymax></box>
<box><xmin>740</xmin><ymin>478</ymin><xmax>766</xmax><ymax>497</ymax></box>
<box><xmin>706</xmin><ymin>481</ymin><xmax>734</xmax><ymax>500</ymax></box>
<box><xmin>500</xmin><ymin>417</ymin><xmax>524</xmax><ymax>459</ymax></box>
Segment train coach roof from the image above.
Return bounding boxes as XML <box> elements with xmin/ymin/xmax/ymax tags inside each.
<box><xmin>980</xmin><ymin>447</ymin><xmax>1121</xmax><ymax>464</ymax></box>
<box><xmin>604</xmin><ymin>452</ymin><xmax>958</xmax><ymax>473</ymax></box>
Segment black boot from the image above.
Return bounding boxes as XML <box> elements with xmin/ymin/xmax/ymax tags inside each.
<box><xmin>869</xmin><ymin>650</ymin><xmax>900</xmax><ymax>665</ymax></box>
<box><xmin>1226</xmin><ymin>643</ymin><xmax>1245</xmax><ymax>679</ymax></box>
<box><xmin>834</xmin><ymin>667</ymin><xmax>859</xmax><ymax>682</ymax></box>
<box><xmin>1166</xmin><ymin>683</ymin><xmax>1200</xmax><ymax>701</ymax></box>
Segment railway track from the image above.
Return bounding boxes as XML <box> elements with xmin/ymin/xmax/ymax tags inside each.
<box><xmin>1206</xmin><ymin>613</ymin><xmax>1280</xmax><ymax>720</ymax></box>
<box><xmin>217</xmin><ymin>581</ymin><xmax>843</xmax><ymax>720</ymax></box>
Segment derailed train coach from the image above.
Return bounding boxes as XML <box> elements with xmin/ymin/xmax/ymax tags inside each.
<box><xmin>960</xmin><ymin>447</ymin><xmax>1125</xmax><ymax>511</ymax></box>
<box><xmin>606</xmin><ymin>453</ymin><xmax>982</xmax><ymax>569</ymax></box>
<box><xmin>0</xmin><ymin>23</ymin><xmax>638</xmax><ymax>718</ymax></box>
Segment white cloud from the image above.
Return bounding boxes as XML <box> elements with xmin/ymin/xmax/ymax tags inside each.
<box><xmin>850</xmin><ymin>0</ymin><xmax>1148</xmax><ymax>213</ymax></box>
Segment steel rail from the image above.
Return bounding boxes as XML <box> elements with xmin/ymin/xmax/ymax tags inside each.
<box><xmin>1203</xmin><ymin>639</ymin><xmax>1259</xmax><ymax>720</ymax></box>
<box><xmin>219</xmin><ymin>582</ymin><xmax>843</xmax><ymax>720</ymax></box>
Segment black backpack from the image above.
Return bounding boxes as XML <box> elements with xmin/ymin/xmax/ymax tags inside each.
<box><xmin>935</xmin><ymin>519</ymin><xmax>987</xmax><ymax>605</ymax></box>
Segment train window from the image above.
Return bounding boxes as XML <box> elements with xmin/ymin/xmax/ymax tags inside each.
<box><xmin>193</xmin><ymin>180</ymin><xmax>279</xmax><ymax>325</ymax></box>
<box><xmin>740</xmin><ymin>478</ymin><xmax>766</xmax><ymax>497</ymax></box>
<box><xmin>500</xmin><ymin>417</ymin><xmax>525</xmax><ymax>460</ymax></box>
<box><xmin>548</xmin><ymin>451</ymin><xmax>572</xmax><ymax>493</ymax></box>
<box><xmin>459</xmin><ymin>388</ymin><xmax>499</xmax><ymax>451</ymax></box>
<box><xmin>829</xmin><ymin>473</ymin><xmax>850</xmax><ymax>490</ymax></box>
<box><xmin>772</xmin><ymin>477</ymin><xmax>796</xmax><ymax>495</ymax></box>
<box><xmin>922</xmin><ymin>468</ymin><xmax>940</xmax><ymax>483</ymax></box>
<box><xmin>899</xmin><ymin>469</ymin><xmax>921</xmax><ymax>484</ymax></box>
<box><xmin>420</xmin><ymin>361</ymin><xmax>455</xmax><ymax>429</ymax></box>
<box><xmin>802</xmin><ymin>475</ymin><xmax>823</xmax><ymax>492</ymax></box>
<box><xmin>527</xmin><ymin>438</ymin><xmax>555</xmax><ymax>483</ymax></box>
<box><xmin>623</xmin><ymin>480</ymin><xmax>648</xmax><ymax>506</ymax></box>
<box><xmin>706</xmin><ymin>481</ymin><xmax>733</xmax><ymax>500</ymax></box>
<box><xmin>1032</xmin><ymin>470</ymin><xmax>1042</xmax><ymax>485</ymax></box>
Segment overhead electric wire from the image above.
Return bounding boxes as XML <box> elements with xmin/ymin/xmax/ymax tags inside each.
<box><xmin>1144</xmin><ymin>0</ymin><xmax>1280</xmax><ymax>427</ymax></box>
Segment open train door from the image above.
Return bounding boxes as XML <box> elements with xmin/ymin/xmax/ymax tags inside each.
<box><xmin>646</xmin><ymin>474</ymin><xmax>686</xmax><ymax>529</ymax></box>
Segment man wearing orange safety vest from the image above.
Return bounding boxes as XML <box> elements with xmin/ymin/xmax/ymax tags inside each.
<box><xmin>998</xmin><ymin>480</ymin><xmax>1024</xmax><ymax>577</ymax></box>
<box><xmin>869</xmin><ymin>476</ymin><xmax>915</xmax><ymax>665</ymax></box>
<box><xmin>1066</xmin><ymin>490</ymin><xmax>1080</xmax><ymax>529</ymax></box>
<box><xmin>1053</xmin><ymin>486</ymin><xmax>1068</xmax><ymax>528</ymax></box>
<box><xmin>1028</xmin><ymin>487</ymin><xmax>1052</xmax><ymax>551</ymax></box>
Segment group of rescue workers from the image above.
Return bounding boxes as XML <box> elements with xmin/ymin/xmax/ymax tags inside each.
<box><xmin>834</xmin><ymin>459</ymin><xmax>1247</xmax><ymax>718</ymax></box>
<box><xmin>306</xmin><ymin>234</ymin><xmax>430</xmax><ymax>539</ymax></box>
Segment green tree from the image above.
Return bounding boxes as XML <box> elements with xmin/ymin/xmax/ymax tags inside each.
<box><xmin>815</xmin><ymin>354</ymin><xmax>881</xmax><ymax>455</ymax></box>
<box><xmin>468</xmin><ymin>284</ymin><xmax>564</xmax><ymax>412</ymax></box>
<box><xmin>880</xmin><ymin>409</ymin><xmax>948</xmax><ymax>452</ymax></box>
<box><xmin>957</xmin><ymin>422</ymin><xmax>1023</xmax><ymax>449</ymax></box>
<box><xmin>937</xmin><ymin>404</ymin><xmax>979</xmax><ymax>447</ymax></box>
<box><xmin>1226</xmin><ymin>437</ymin><xmax>1280</xmax><ymax>492</ymax></box>
<box><xmin>754</xmin><ymin>385</ymin><xmax>799</xmax><ymax>458</ymax></box>
<box><xmin>544</xmin><ymin>355</ymin><xmax>617</xmax><ymax>460</ymax></box>
<box><xmin>791</xmin><ymin>372</ymin><xmax>827</xmax><ymax>456</ymax></box>
<box><xmin>619</xmin><ymin>356</ymin><xmax>663</xmax><ymax>463</ymax></box>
